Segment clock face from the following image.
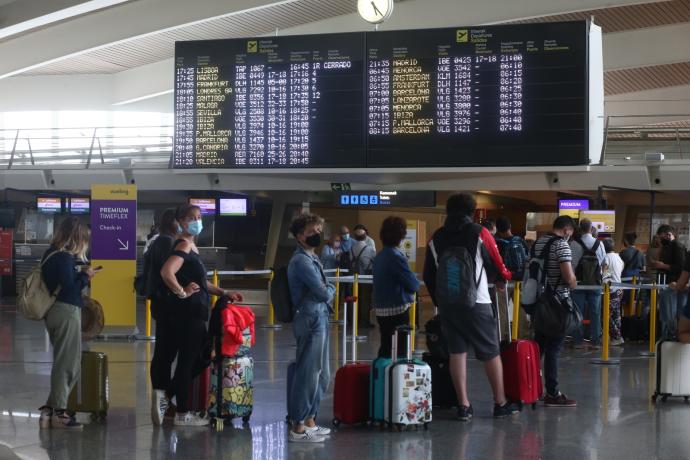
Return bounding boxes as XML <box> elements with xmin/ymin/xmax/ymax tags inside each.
<box><xmin>357</xmin><ymin>0</ymin><xmax>394</xmax><ymax>24</ymax></box>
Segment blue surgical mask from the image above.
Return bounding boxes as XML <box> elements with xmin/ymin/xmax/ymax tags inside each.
<box><xmin>187</xmin><ymin>220</ymin><xmax>203</xmax><ymax>236</ymax></box>
<box><xmin>342</xmin><ymin>233</ymin><xmax>350</xmax><ymax>241</ymax></box>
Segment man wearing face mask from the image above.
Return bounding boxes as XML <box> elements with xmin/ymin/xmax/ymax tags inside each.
<box><xmin>531</xmin><ymin>216</ymin><xmax>578</xmax><ymax>407</ymax></box>
<box><xmin>655</xmin><ymin>225</ymin><xmax>687</xmax><ymax>326</ymax></box>
<box><xmin>287</xmin><ymin>213</ymin><xmax>335</xmax><ymax>443</ymax></box>
<box><xmin>340</xmin><ymin>226</ymin><xmax>353</xmax><ymax>254</ymax></box>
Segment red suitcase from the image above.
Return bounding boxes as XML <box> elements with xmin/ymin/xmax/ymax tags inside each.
<box><xmin>332</xmin><ymin>297</ymin><xmax>371</xmax><ymax>427</ymax></box>
<box><xmin>493</xmin><ymin>288</ymin><xmax>542</xmax><ymax>410</ymax></box>
<box><xmin>188</xmin><ymin>365</ymin><xmax>211</xmax><ymax>412</ymax></box>
<box><xmin>501</xmin><ymin>339</ymin><xmax>542</xmax><ymax>409</ymax></box>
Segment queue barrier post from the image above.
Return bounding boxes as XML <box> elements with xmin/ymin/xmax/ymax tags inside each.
<box><xmin>639</xmin><ymin>282</ymin><xmax>657</xmax><ymax>357</ymax></box>
<box><xmin>352</xmin><ymin>274</ymin><xmax>367</xmax><ymax>342</ymax></box>
<box><xmin>627</xmin><ymin>276</ymin><xmax>638</xmax><ymax>317</ymax></box>
<box><xmin>211</xmin><ymin>269</ymin><xmax>219</xmax><ymax>308</ymax></box>
<box><xmin>409</xmin><ymin>295</ymin><xmax>417</xmax><ymax>352</ymax></box>
<box><xmin>141</xmin><ymin>298</ymin><xmax>154</xmax><ymax>341</ymax></box>
<box><xmin>591</xmin><ymin>283</ymin><xmax>620</xmax><ymax>365</ymax></box>
<box><xmin>261</xmin><ymin>269</ymin><xmax>283</xmax><ymax>330</ymax></box>
<box><xmin>330</xmin><ymin>268</ymin><xmax>344</xmax><ymax>325</ymax></box>
<box><xmin>511</xmin><ymin>282</ymin><xmax>521</xmax><ymax>341</ymax></box>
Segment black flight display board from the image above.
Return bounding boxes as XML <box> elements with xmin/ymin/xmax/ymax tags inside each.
<box><xmin>366</xmin><ymin>22</ymin><xmax>588</xmax><ymax>167</ymax></box>
<box><xmin>173</xmin><ymin>21</ymin><xmax>589</xmax><ymax>169</ymax></box>
<box><xmin>174</xmin><ymin>33</ymin><xmax>365</xmax><ymax>168</ymax></box>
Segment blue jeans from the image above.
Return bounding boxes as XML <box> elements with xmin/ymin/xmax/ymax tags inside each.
<box><xmin>572</xmin><ymin>290</ymin><xmax>602</xmax><ymax>345</ymax></box>
<box><xmin>289</xmin><ymin>306</ymin><xmax>330</xmax><ymax>424</ymax></box>
<box><xmin>535</xmin><ymin>331</ymin><xmax>565</xmax><ymax>397</ymax></box>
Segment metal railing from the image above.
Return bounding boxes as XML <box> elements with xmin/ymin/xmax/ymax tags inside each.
<box><xmin>2</xmin><ymin>116</ymin><xmax>690</xmax><ymax>169</ymax></box>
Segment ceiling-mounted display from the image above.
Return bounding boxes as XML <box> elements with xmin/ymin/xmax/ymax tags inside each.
<box><xmin>173</xmin><ymin>21</ymin><xmax>600</xmax><ymax>169</ymax></box>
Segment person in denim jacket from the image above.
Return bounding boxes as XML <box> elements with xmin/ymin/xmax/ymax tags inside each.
<box><xmin>372</xmin><ymin>216</ymin><xmax>420</xmax><ymax>358</ymax></box>
<box><xmin>287</xmin><ymin>213</ymin><xmax>335</xmax><ymax>443</ymax></box>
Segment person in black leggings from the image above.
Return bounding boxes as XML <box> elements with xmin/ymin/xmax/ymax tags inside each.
<box><xmin>146</xmin><ymin>208</ymin><xmax>178</xmax><ymax>426</ymax></box>
<box><xmin>160</xmin><ymin>204</ymin><xmax>243</xmax><ymax>426</ymax></box>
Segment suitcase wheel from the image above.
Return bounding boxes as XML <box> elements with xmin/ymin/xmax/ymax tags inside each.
<box><xmin>332</xmin><ymin>418</ymin><xmax>340</xmax><ymax>428</ymax></box>
<box><xmin>423</xmin><ymin>423</ymin><xmax>429</xmax><ymax>431</ymax></box>
<box><xmin>684</xmin><ymin>396</ymin><xmax>689</xmax><ymax>403</ymax></box>
<box><xmin>285</xmin><ymin>414</ymin><xmax>290</xmax><ymax>424</ymax></box>
<box><xmin>214</xmin><ymin>419</ymin><xmax>224</xmax><ymax>432</ymax></box>
<box><xmin>393</xmin><ymin>423</ymin><xmax>404</xmax><ymax>432</ymax></box>
<box><xmin>242</xmin><ymin>415</ymin><xmax>251</xmax><ymax>424</ymax></box>
<box><xmin>651</xmin><ymin>394</ymin><xmax>658</xmax><ymax>403</ymax></box>
<box><xmin>531</xmin><ymin>403</ymin><xmax>537</xmax><ymax>410</ymax></box>
<box><xmin>661</xmin><ymin>395</ymin><xmax>668</xmax><ymax>403</ymax></box>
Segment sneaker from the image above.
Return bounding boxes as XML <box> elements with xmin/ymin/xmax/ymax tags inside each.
<box><xmin>305</xmin><ymin>425</ymin><xmax>331</xmax><ymax>436</ymax></box>
<box><xmin>493</xmin><ymin>402</ymin><xmax>520</xmax><ymax>418</ymax></box>
<box><xmin>288</xmin><ymin>430</ymin><xmax>325</xmax><ymax>443</ymax></box>
<box><xmin>38</xmin><ymin>406</ymin><xmax>52</xmax><ymax>429</ymax></box>
<box><xmin>610</xmin><ymin>338</ymin><xmax>625</xmax><ymax>346</ymax></box>
<box><xmin>173</xmin><ymin>412</ymin><xmax>210</xmax><ymax>427</ymax></box>
<box><xmin>456</xmin><ymin>405</ymin><xmax>473</xmax><ymax>422</ymax></box>
<box><xmin>51</xmin><ymin>411</ymin><xmax>83</xmax><ymax>430</ymax></box>
<box><xmin>544</xmin><ymin>393</ymin><xmax>577</xmax><ymax>408</ymax></box>
<box><xmin>151</xmin><ymin>390</ymin><xmax>169</xmax><ymax>426</ymax></box>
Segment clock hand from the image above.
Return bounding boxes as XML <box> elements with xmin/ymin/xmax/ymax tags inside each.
<box><xmin>371</xmin><ymin>1</ymin><xmax>383</xmax><ymax>16</ymax></box>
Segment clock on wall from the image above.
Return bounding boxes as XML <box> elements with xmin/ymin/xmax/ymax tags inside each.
<box><xmin>357</xmin><ymin>0</ymin><xmax>394</xmax><ymax>24</ymax></box>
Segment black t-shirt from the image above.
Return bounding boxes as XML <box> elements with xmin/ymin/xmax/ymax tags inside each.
<box><xmin>169</xmin><ymin>239</ymin><xmax>210</xmax><ymax>320</ymax></box>
<box><xmin>683</xmin><ymin>250</ymin><xmax>690</xmax><ymax>273</ymax></box>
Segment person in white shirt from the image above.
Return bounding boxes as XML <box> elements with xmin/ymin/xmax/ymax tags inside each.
<box><xmin>570</xmin><ymin>218</ymin><xmax>607</xmax><ymax>349</ymax></box>
<box><xmin>602</xmin><ymin>239</ymin><xmax>625</xmax><ymax>346</ymax></box>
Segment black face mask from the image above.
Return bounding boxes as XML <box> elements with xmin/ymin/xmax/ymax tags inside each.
<box><xmin>305</xmin><ymin>234</ymin><xmax>321</xmax><ymax>248</ymax></box>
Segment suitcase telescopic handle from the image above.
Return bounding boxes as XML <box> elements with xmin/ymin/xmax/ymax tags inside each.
<box><xmin>342</xmin><ymin>299</ymin><xmax>348</xmax><ymax>367</ymax></box>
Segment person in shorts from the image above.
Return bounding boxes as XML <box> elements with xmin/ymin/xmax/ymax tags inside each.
<box><xmin>424</xmin><ymin>194</ymin><xmax>519</xmax><ymax>421</ymax></box>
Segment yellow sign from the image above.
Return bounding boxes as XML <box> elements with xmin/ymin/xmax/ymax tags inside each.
<box><xmin>456</xmin><ymin>29</ymin><xmax>469</xmax><ymax>43</ymax></box>
<box><xmin>559</xmin><ymin>208</ymin><xmax>580</xmax><ymax>219</ymax></box>
<box><xmin>247</xmin><ymin>41</ymin><xmax>258</xmax><ymax>53</ymax></box>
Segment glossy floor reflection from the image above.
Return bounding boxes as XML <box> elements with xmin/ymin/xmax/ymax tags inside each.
<box><xmin>1</xmin><ymin>303</ymin><xmax>690</xmax><ymax>459</ymax></box>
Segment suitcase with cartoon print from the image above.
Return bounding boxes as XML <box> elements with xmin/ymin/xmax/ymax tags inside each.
<box><xmin>384</xmin><ymin>326</ymin><xmax>432</xmax><ymax>430</ymax></box>
<box><xmin>208</xmin><ymin>355</ymin><xmax>253</xmax><ymax>424</ymax></box>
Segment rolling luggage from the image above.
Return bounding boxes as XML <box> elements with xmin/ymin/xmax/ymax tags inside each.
<box><xmin>370</xmin><ymin>355</ymin><xmax>391</xmax><ymax>423</ymax></box>
<box><xmin>208</xmin><ymin>356</ymin><xmax>253</xmax><ymax>425</ymax></box>
<box><xmin>67</xmin><ymin>351</ymin><xmax>109</xmax><ymax>420</ymax></box>
<box><xmin>384</xmin><ymin>326</ymin><xmax>432</xmax><ymax>429</ymax></box>
<box><xmin>652</xmin><ymin>340</ymin><xmax>690</xmax><ymax>403</ymax></box>
<box><xmin>188</xmin><ymin>365</ymin><xmax>211</xmax><ymax>413</ymax></box>
<box><xmin>422</xmin><ymin>352</ymin><xmax>456</xmax><ymax>408</ymax></box>
<box><xmin>496</xmin><ymin>288</ymin><xmax>542</xmax><ymax>409</ymax></box>
<box><xmin>332</xmin><ymin>297</ymin><xmax>371</xmax><ymax>427</ymax></box>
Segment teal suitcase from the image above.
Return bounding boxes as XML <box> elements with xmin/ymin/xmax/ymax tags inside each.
<box><xmin>370</xmin><ymin>356</ymin><xmax>391</xmax><ymax>423</ymax></box>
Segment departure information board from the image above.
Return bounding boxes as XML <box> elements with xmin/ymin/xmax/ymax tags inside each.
<box><xmin>366</xmin><ymin>22</ymin><xmax>588</xmax><ymax>166</ymax></box>
<box><xmin>173</xmin><ymin>21</ymin><xmax>592</xmax><ymax>169</ymax></box>
<box><xmin>174</xmin><ymin>33</ymin><xmax>365</xmax><ymax>168</ymax></box>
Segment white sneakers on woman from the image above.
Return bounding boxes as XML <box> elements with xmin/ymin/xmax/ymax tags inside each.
<box><xmin>173</xmin><ymin>412</ymin><xmax>210</xmax><ymax>426</ymax></box>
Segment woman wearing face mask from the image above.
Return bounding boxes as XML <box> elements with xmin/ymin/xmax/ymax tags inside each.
<box><xmin>319</xmin><ymin>235</ymin><xmax>341</xmax><ymax>271</ymax></box>
<box><xmin>287</xmin><ymin>213</ymin><xmax>335</xmax><ymax>443</ymax></box>
<box><xmin>160</xmin><ymin>204</ymin><xmax>243</xmax><ymax>426</ymax></box>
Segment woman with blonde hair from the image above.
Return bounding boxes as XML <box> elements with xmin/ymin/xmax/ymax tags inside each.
<box><xmin>39</xmin><ymin>217</ymin><xmax>98</xmax><ymax>430</ymax></box>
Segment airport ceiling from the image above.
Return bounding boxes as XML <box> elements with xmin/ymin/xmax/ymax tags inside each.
<box><xmin>0</xmin><ymin>0</ymin><xmax>688</xmax><ymax>124</ymax></box>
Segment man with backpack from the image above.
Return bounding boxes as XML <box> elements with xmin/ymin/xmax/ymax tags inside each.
<box><xmin>423</xmin><ymin>194</ymin><xmax>520</xmax><ymax>421</ymax></box>
<box><xmin>529</xmin><ymin>216</ymin><xmax>578</xmax><ymax>407</ymax></box>
<box><xmin>495</xmin><ymin>217</ymin><xmax>529</xmax><ymax>339</ymax></box>
<box><xmin>570</xmin><ymin>218</ymin><xmax>607</xmax><ymax>349</ymax></box>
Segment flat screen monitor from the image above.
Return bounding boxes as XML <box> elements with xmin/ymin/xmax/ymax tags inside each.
<box><xmin>580</xmin><ymin>210</ymin><xmax>615</xmax><ymax>233</ymax></box>
<box><xmin>68</xmin><ymin>197</ymin><xmax>90</xmax><ymax>215</ymax></box>
<box><xmin>189</xmin><ymin>198</ymin><xmax>217</xmax><ymax>216</ymax></box>
<box><xmin>37</xmin><ymin>197</ymin><xmax>62</xmax><ymax>214</ymax></box>
<box><xmin>219</xmin><ymin>198</ymin><xmax>247</xmax><ymax>216</ymax></box>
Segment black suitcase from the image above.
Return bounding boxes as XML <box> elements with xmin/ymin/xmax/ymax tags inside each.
<box><xmin>621</xmin><ymin>315</ymin><xmax>649</xmax><ymax>342</ymax></box>
<box><xmin>422</xmin><ymin>352</ymin><xmax>456</xmax><ymax>408</ymax></box>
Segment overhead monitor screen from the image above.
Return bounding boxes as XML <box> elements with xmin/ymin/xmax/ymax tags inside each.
<box><xmin>69</xmin><ymin>197</ymin><xmax>90</xmax><ymax>215</ymax></box>
<box><xmin>174</xmin><ymin>33</ymin><xmax>365</xmax><ymax>168</ymax></box>
<box><xmin>37</xmin><ymin>197</ymin><xmax>62</xmax><ymax>214</ymax></box>
<box><xmin>189</xmin><ymin>198</ymin><xmax>217</xmax><ymax>216</ymax></box>
<box><xmin>219</xmin><ymin>198</ymin><xmax>247</xmax><ymax>216</ymax></box>
<box><xmin>580</xmin><ymin>210</ymin><xmax>615</xmax><ymax>233</ymax></box>
<box><xmin>366</xmin><ymin>22</ymin><xmax>588</xmax><ymax>167</ymax></box>
<box><xmin>173</xmin><ymin>21</ymin><xmax>591</xmax><ymax>168</ymax></box>
<box><xmin>335</xmin><ymin>191</ymin><xmax>436</xmax><ymax>207</ymax></box>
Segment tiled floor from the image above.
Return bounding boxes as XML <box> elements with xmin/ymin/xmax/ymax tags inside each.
<box><xmin>1</xmin><ymin>303</ymin><xmax>689</xmax><ymax>459</ymax></box>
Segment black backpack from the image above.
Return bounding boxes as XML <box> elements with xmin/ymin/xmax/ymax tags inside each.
<box><xmin>270</xmin><ymin>267</ymin><xmax>294</xmax><ymax>323</ymax></box>
<box><xmin>349</xmin><ymin>245</ymin><xmax>371</xmax><ymax>275</ymax></box>
<box><xmin>496</xmin><ymin>236</ymin><xmax>528</xmax><ymax>280</ymax></box>
<box><xmin>424</xmin><ymin>315</ymin><xmax>449</xmax><ymax>362</ymax></box>
<box><xmin>432</xmin><ymin>223</ymin><xmax>483</xmax><ymax>310</ymax></box>
<box><xmin>575</xmin><ymin>239</ymin><xmax>602</xmax><ymax>285</ymax></box>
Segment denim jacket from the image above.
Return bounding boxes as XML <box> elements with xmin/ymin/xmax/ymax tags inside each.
<box><xmin>288</xmin><ymin>246</ymin><xmax>335</xmax><ymax>316</ymax></box>
<box><xmin>372</xmin><ymin>247</ymin><xmax>420</xmax><ymax>308</ymax></box>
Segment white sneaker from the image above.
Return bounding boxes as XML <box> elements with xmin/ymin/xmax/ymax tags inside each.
<box><xmin>288</xmin><ymin>430</ymin><xmax>325</xmax><ymax>443</ymax></box>
<box><xmin>610</xmin><ymin>338</ymin><xmax>625</xmax><ymax>346</ymax></box>
<box><xmin>151</xmin><ymin>390</ymin><xmax>169</xmax><ymax>426</ymax></box>
<box><xmin>173</xmin><ymin>412</ymin><xmax>210</xmax><ymax>427</ymax></box>
<box><xmin>305</xmin><ymin>425</ymin><xmax>331</xmax><ymax>436</ymax></box>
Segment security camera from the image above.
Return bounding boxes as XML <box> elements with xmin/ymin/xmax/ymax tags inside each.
<box><xmin>654</xmin><ymin>178</ymin><xmax>661</xmax><ymax>185</ymax></box>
